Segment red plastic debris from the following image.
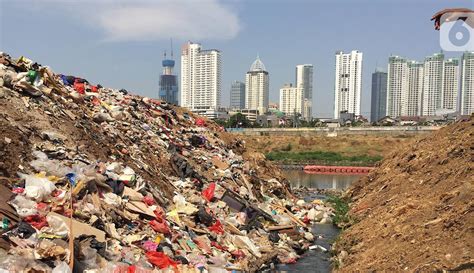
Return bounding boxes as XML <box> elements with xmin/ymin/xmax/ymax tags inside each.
<box><xmin>231</xmin><ymin>249</ymin><xmax>246</xmax><ymax>259</ymax></box>
<box><xmin>73</xmin><ymin>81</ymin><xmax>85</xmax><ymax>94</ymax></box>
<box><xmin>209</xmin><ymin>220</ymin><xmax>224</xmax><ymax>234</ymax></box>
<box><xmin>211</xmin><ymin>241</ymin><xmax>228</xmax><ymax>251</ymax></box>
<box><xmin>202</xmin><ymin>182</ymin><xmax>216</xmax><ymax>202</ymax></box>
<box><xmin>11</xmin><ymin>188</ymin><xmax>24</xmax><ymax>194</ymax></box>
<box><xmin>195</xmin><ymin>118</ymin><xmax>206</xmax><ymax>127</ymax></box>
<box><xmin>143</xmin><ymin>196</ymin><xmax>155</xmax><ymax>206</ymax></box>
<box><xmin>127</xmin><ymin>265</ymin><xmax>136</xmax><ymax>273</ymax></box>
<box><xmin>24</xmin><ymin>215</ymin><xmax>48</xmax><ymax>229</ymax></box>
<box><xmin>150</xmin><ymin>213</ymin><xmax>170</xmax><ymax>234</ymax></box>
<box><xmin>146</xmin><ymin>251</ymin><xmax>177</xmax><ymax>269</ymax></box>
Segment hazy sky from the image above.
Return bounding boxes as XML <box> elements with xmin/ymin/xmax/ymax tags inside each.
<box><xmin>1</xmin><ymin>0</ymin><xmax>473</xmax><ymax>117</ymax></box>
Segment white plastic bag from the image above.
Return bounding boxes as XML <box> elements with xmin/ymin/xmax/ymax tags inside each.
<box><xmin>9</xmin><ymin>195</ymin><xmax>38</xmax><ymax>217</ymax></box>
<box><xmin>41</xmin><ymin>214</ymin><xmax>70</xmax><ymax>237</ymax></box>
<box><xmin>18</xmin><ymin>173</ymin><xmax>56</xmax><ymax>201</ymax></box>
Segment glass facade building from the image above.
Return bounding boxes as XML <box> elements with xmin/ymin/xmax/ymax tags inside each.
<box><xmin>159</xmin><ymin>59</ymin><xmax>179</xmax><ymax>105</ymax></box>
<box><xmin>370</xmin><ymin>70</ymin><xmax>388</xmax><ymax>122</ymax></box>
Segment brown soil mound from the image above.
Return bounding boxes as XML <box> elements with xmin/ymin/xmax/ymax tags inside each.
<box><xmin>334</xmin><ymin>118</ymin><xmax>474</xmax><ymax>272</ymax></box>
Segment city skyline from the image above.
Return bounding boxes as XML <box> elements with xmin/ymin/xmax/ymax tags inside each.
<box><xmin>384</xmin><ymin>52</ymin><xmax>466</xmax><ymax>119</ymax></box>
<box><xmin>2</xmin><ymin>0</ymin><xmax>472</xmax><ymax>118</ymax></box>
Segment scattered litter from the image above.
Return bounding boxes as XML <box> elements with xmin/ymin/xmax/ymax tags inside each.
<box><xmin>0</xmin><ymin>52</ymin><xmax>335</xmax><ymax>272</ymax></box>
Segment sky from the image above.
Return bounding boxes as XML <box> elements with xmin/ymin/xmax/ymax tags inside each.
<box><xmin>1</xmin><ymin>0</ymin><xmax>473</xmax><ymax>118</ymax></box>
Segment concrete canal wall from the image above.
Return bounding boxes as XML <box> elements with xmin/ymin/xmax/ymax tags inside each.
<box><xmin>228</xmin><ymin>126</ymin><xmax>441</xmax><ymax>136</ymax></box>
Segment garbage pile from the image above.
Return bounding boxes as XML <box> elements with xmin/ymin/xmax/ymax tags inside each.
<box><xmin>0</xmin><ymin>52</ymin><xmax>335</xmax><ymax>273</ymax></box>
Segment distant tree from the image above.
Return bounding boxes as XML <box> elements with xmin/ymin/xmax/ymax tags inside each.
<box><xmin>300</xmin><ymin>118</ymin><xmax>320</xmax><ymax>127</ymax></box>
<box><xmin>214</xmin><ymin>119</ymin><xmax>227</xmax><ymax>127</ymax></box>
<box><xmin>227</xmin><ymin>113</ymin><xmax>252</xmax><ymax>128</ymax></box>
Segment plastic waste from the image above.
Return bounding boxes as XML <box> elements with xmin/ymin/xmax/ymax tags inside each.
<box><xmin>195</xmin><ymin>118</ymin><xmax>206</xmax><ymax>126</ymax></box>
<box><xmin>145</xmin><ymin>251</ymin><xmax>177</xmax><ymax>269</ymax></box>
<box><xmin>23</xmin><ymin>214</ymin><xmax>47</xmax><ymax>229</ymax></box>
<box><xmin>19</xmin><ymin>173</ymin><xmax>56</xmax><ymax>201</ymax></box>
<box><xmin>209</xmin><ymin>220</ymin><xmax>224</xmax><ymax>234</ymax></box>
<box><xmin>9</xmin><ymin>195</ymin><xmax>38</xmax><ymax>217</ymax></box>
<box><xmin>41</xmin><ymin>213</ymin><xmax>70</xmax><ymax>237</ymax></box>
<box><xmin>149</xmin><ymin>219</ymin><xmax>170</xmax><ymax>234</ymax></box>
<box><xmin>202</xmin><ymin>182</ymin><xmax>216</xmax><ymax>202</ymax></box>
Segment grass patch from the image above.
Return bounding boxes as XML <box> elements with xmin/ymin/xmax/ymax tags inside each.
<box><xmin>265</xmin><ymin>150</ymin><xmax>382</xmax><ymax>166</ymax></box>
<box><xmin>326</xmin><ymin>195</ymin><xmax>353</xmax><ymax>229</ymax></box>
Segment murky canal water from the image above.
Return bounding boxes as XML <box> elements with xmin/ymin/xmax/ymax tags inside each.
<box><xmin>273</xmin><ymin>171</ymin><xmax>362</xmax><ymax>273</ymax></box>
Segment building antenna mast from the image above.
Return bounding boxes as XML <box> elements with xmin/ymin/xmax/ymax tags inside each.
<box><xmin>170</xmin><ymin>38</ymin><xmax>173</xmax><ymax>59</ymax></box>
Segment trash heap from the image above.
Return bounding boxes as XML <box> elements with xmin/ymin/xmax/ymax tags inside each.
<box><xmin>0</xmin><ymin>52</ymin><xmax>334</xmax><ymax>273</ymax></box>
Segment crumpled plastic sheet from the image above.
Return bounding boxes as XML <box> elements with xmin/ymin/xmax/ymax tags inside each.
<box><xmin>18</xmin><ymin>173</ymin><xmax>56</xmax><ymax>201</ymax></box>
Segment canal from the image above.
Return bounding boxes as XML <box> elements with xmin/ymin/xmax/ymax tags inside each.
<box><xmin>274</xmin><ymin>170</ymin><xmax>362</xmax><ymax>273</ymax></box>
<box><xmin>281</xmin><ymin>170</ymin><xmax>361</xmax><ymax>190</ymax></box>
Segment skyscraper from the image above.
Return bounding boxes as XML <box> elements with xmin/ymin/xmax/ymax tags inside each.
<box><xmin>334</xmin><ymin>50</ymin><xmax>363</xmax><ymax>119</ymax></box>
<box><xmin>460</xmin><ymin>52</ymin><xmax>474</xmax><ymax>115</ymax></box>
<box><xmin>180</xmin><ymin>42</ymin><xmax>222</xmax><ymax>118</ymax></box>
<box><xmin>442</xmin><ymin>58</ymin><xmax>459</xmax><ymax>113</ymax></box>
<box><xmin>230</xmin><ymin>81</ymin><xmax>245</xmax><ymax>109</ymax></box>
<box><xmin>245</xmin><ymin>56</ymin><xmax>269</xmax><ymax>114</ymax></box>
<box><xmin>296</xmin><ymin>64</ymin><xmax>313</xmax><ymax>120</ymax></box>
<box><xmin>387</xmin><ymin>56</ymin><xmax>408</xmax><ymax>118</ymax></box>
<box><xmin>406</xmin><ymin>61</ymin><xmax>424</xmax><ymax>116</ymax></box>
<box><xmin>279</xmin><ymin>83</ymin><xmax>303</xmax><ymax>116</ymax></box>
<box><xmin>159</xmin><ymin>51</ymin><xmax>178</xmax><ymax>105</ymax></box>
<box><xmin>422</xmin><ymin>53</ymin><xmax>444</xmax><ymax>116</ymax></box>
<box><xmin>370</xmin><ymin>70</ymin><xmax>387</xmax><ymax>122</ymax></box>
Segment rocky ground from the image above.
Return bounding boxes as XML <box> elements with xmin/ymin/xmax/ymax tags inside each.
<box><xmin>334</xmin><ymin>117</ymin><xmax>474</xmax><ymax>272</ymax></box>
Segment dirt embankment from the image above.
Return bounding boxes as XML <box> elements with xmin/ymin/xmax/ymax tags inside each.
<box><xmin>241</xmin><ymin>134</ymin><xmax>415</xmax><ymax>166</ymax></box>
<box><xmin>334</xmin><ymin>118</ymin><xmax>474</xmax><ymax>272</ymax></box>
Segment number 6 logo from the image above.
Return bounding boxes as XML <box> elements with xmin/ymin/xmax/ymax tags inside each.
<box><xmin>440</xmin><ymin>12</ymin><xmax>474</xmax><ymax>51</ymax></box>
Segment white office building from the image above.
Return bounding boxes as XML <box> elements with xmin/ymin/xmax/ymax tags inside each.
<box><xmin>405</xmin><ymin>61</ymin><xmax>424</xmax><ymax>117</ymax></box>
<box><xmin>296</xmin><ymin>64</ymin><xmax>314</xmax><ymax>120</ymax></box>
<box><xmin>180</xmin><ymin>42</ymin><xmax>222</xmax><ymax>118</ymax></box>
<box><xmin>387</xmin><ymin>56</ymin><xmax>408</xmax><ymax>118</ymax></box>
<box><xmin>387</xmin><ymin>57</ymin><xmax>425</xmax><ymax>118</ymax></box>
<box><xmin>334</xmin><ymin>50</ymin><xmax>362</xmax><ymax>118</ymax></box>
<box><xmin>279</xmin><ymin>83</ymin><xmax>304</xmax><ymax>116</ymax></box>
<box><xmin>245</xmin><ymin>56</ymin><xmax>269</xmax><ymax>114</ymax></box>
<box><xmin>422</xmin><ymin>53</ymin><xmax>444</xmax><ymax>116</ymax></box>
<box><xmin>461</xmin><ymin>52</ymin><xmax>474</xmax><ymax>115</ymax></box>
<box><xmin>441</xmin><ymin>58</ymin><xmax>459</xmax><ymax>113</ymax></box>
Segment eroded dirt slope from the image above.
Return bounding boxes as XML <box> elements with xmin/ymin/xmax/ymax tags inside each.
<box><xmin>335</xmin><ymin>118</ymin><xmax>474</xmax><ymax>272</ymax></box>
